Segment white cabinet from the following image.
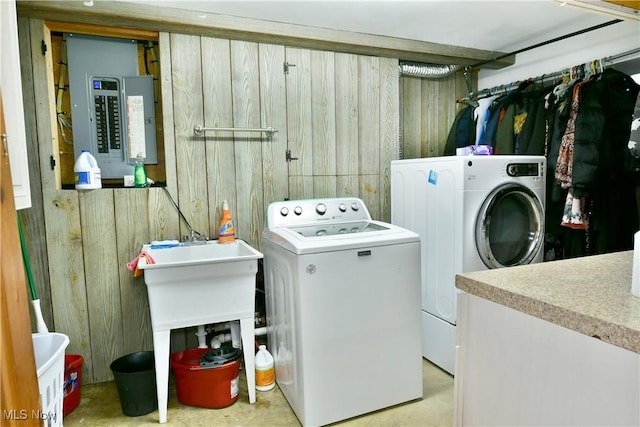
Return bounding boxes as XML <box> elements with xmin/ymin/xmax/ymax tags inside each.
<box><xmin>1</xmin><ymin>0</ymin><xmax>31</xmax><ymax>210</ymax></box>
<box><xmin>455</xmin><ymin>292</ymin><xmax>640</xmax><ymax>426</ymax></box>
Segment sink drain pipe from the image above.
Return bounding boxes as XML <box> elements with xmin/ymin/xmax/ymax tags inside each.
<box><xmin>196</xmin><ymin>322</ymin><xmax>269</xmax><ymax>349</ymax></box>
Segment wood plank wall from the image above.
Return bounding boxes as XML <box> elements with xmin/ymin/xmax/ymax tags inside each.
<box><xmin>18</xmin><ymin>17</ymin><xmax>471</xmax><ymax>384</ymax></box>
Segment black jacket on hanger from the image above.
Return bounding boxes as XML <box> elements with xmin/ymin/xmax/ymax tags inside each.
<box><xmin>577</xmin><ymin>68</ymin><xmax>640</xmax><ymax>254</ymax></box>
<box><xmin>443</xmin><ymin>104</ymin><xmax>476</xmax><ymax>156</ymax></box>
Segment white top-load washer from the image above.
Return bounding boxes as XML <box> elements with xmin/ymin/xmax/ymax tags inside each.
<box><xmin>262</xmin><ymin>197</ymin><xmax>422</xmax><ymax>427</ymax></box>
<box><xmin>391</xmin><ymin>155</ymin><xmax>546</xmax><ymax>374</ymax></box>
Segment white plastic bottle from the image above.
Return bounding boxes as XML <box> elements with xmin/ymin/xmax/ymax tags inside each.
<box><xmin>74</xmin><ymin>149</ymin><xmax>102</xmax><ymax>190</ymax></box>
<box><xmin>255</xmin><ymin>345</ymin><xmax>275</xmax><ymax>391</ymax></box>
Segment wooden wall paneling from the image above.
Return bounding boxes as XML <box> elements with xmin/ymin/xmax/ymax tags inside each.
<box><xmin>230</xmin><ymin>40</ymin><xmax>264</xmax><ymax>249</ymax></box>
<box><xmin>170</xmin><ymin>34</ymin><xmax>208</xmax><ymax>239</ymax></box>
<box><xmin>335</xmin><ymin>53</ymin><xmax>359</xmax><ymax>198</ymax></box>
<box><xmin>17</xmin><ymin>16</ymin><xmax>54</xmax><ymax>330</ymax></box>
<box><xmin>310</xmin><ymin>50</ymin><xmax>336</xmax><ymax>198</ymax></box>
<box><xmin>401</xmin><ymin>76</ymin><xmax>423</xmax><ymax>159</ymax></box>
<box><xmin>313</xmin><ymin>176</ymin><xmax>338</xmax><ymax>198</ymax></box>
<box><xmin>154</xmin><ymin>32</ymin><xmax>185</xmax><ymax>354</ymax></box>
<box><xmin>29</xmin><ymin>19</ymin><xmax>95</xmax><ymax>381</ymax></box>
<box><xmin>29</xmin><ymin>20</ymin><xmax>60</xmax><ymax>191</ymax></box>
<box><xmin>152</xmin><ymin>33</ymin><xmax>180</xmax><ymax>242</ymax></box>
<box><xmin>378</xmin><ymin>57</ymin><xmax>400</xmax><ymax>223</ymax></box>
<box><xmin>259</xmin><ymin>43</ymin><xmax>289</xmax><ymax>211</ymax></box>
<box><xmin>285</xmin><ymin>47</ymin><xmax>312</xmax><ymax>180</ymax></box>
<box><xmin>79</xmin><ymin>190</ymin><xmax>123</xmax><ymax>382</ymax></box>
<box><xmin>400</xmin><ymin>70</ymin><xmax>475</xmax><ymax>160</ymax></box>
<box><xmin>201</xmin><ymin>36</ymin><xmax>234</xmax><ymax>239</ymax></box>
<box><xmin>44</xmin><ymin>191</ymin><xmax>93</xmax><ymax>380</ymax></box>
<box><xmin>336</xmin><ymin>175</ymin><xmax>357</xmax><ymax>198</ymax></box>
<box><xmin>358</xmin><ymin>55</ymin><xmax>381</xmax><ymax>219</ymax></box>
<box><xmin>114</xmin><ymin>189</ymin><xmax>153</xmax><ymax>356</ymax></box>
<box><xmin>358</xmin><ymin>56</ymin><xmax>380</xmax><ymax>176</ymax></box>
<box><xmin>420</xmin><ymin>78</ymin><xmax>439</xmax><ymax>157</ymax></box>
<box><xmin>288</xmin><ymin>176</ymin><xmax>314</xmax><ymax>201</ymax></box>
<box><xmin>151</xmin><ymin>33</ymin><xmax>180</xmax><ymax>242</ymax></box>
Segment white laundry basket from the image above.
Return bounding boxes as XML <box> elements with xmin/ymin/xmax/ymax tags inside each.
<box><xmin>32</xmin><ymin>333</ymin><xmax>70</xmax><ymax>427</ymax></box>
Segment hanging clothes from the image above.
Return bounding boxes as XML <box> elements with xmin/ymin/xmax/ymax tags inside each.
<box><xmin>546</xmin><ymin>67</ymin><xmax>640</xmax><ymax>258</ymax></box>
<box><xmin>555</xmin><ymin>81</ymin><xmax>583</xmax><ymax>189</ymax></box>
<box><xmin>495</xmin><ymin>101</ymin><xmax>516</xmax><ymax>154</ymax></box>
<box><xmin>582</xmin><ymin>68</ymin><xmax>640</xmax><ymax>253</ymax></box>
<box><xmin>443</xmin><ymin>103</ymin><xmax>476</xmax><ymax>156</ymax></box>
<box><xmin>474</xmin><ymin>95</ymin><xmax>498</xmax><ymax>145</ymax></box>
<box><xmin>481</xmin><ymin>94</ymin><xmax>510</xmax><ymax>150</ymax></box>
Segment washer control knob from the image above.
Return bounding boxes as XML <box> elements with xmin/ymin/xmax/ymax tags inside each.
<box><xmin>339</xmin><ymin>203</ymin><xmax>347</xmax><ymax>212</ymax></box>
<box><xmin>294</xmin><ymin>206</ymin><xmax>303</xmax><ymax>215</ymax></box>
<box><xmin>351</xmin><ymin>202</ymin><xmax>360</xmax><ymax>211</ymax></box>
<box><xmin>316</xmin><ymin>203</ymin><xmax>327</xmax><ymax>215</ymax></box>
<box><xmin>280</xmin><ymin>207</ymin><xmax>289</xmax><ymax>216</ymax></box>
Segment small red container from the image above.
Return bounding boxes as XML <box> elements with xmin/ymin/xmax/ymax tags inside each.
<box><xmin>170</xmin><ymin>348</ymin><xmax>241</xmax><ymax>409</ymax></box>
<box><xmin>63</xmin><ymin>354</ymin><xmax>84</xmax><ymax>417</ymax></box>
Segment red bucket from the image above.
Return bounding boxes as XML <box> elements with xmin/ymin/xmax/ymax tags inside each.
<box><xmin>170</xmin><ymin>348</ymin><xmax>241</xmax><ymax>409</ymax></box>
<box><xmin>63</xmin><ymin>354</ymin><xmax>84</xmax><ymax>417</ymax></box>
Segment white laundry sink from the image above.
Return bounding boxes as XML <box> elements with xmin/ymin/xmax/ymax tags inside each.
<box><xmin>138</xmin><ymin>239</ymin><xmax>261</xmax><ymax>270</ymax></box>
<box><xmin>137</xmin><ymin>239</ymin><xmax>263</xmax><ymax>331</ymax></box>
<box><xmin>137</xmin><ymin>239</ymin><xmax>263</xmax><ymax>423</ymax></box>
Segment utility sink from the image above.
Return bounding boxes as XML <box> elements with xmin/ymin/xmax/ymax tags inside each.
<box><xmin>138</xmin><ymin>239</ymin><xmax>262</xmax><ymax>270</ymax></box>
<box><xmin>138</xmin><ymin>239</ymin><xmax>263</xmax><ymax>330</ymax></box>
<box><xmin>137</xmin><ymin>239</ymin><xmax>263</xmax><ymax>423</ymax></box>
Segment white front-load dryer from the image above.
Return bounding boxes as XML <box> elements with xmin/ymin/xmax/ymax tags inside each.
<box><xmin>391</xmin><ymin>155</ymin><xmax>546</xmax><ymax>375</ymax></box>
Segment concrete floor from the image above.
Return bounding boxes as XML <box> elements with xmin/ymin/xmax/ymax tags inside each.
<box><xmin>63</xmin><ymin>359</ymin><xmax>454</xmax><ymax>426</ymax></box>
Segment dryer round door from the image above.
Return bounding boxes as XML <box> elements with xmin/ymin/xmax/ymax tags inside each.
<box><xmin>475</xmin><ymin>183</ymin><xmax>544</xmax><ymax>268</ymax></box>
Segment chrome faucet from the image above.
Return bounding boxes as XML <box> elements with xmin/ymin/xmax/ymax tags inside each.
<box><xmin>182</xmin><ymin>229</ymin><xmax>208</xmax><ymax>245</ymax></box>
<box><xmin>161</xmin><ymin>187</ymin><xmax>208</xmax><ymax>246</ymax></box>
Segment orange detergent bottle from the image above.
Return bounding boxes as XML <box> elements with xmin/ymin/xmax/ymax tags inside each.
<box><xmin>218</xmin><ymin>200</ymin><xmax>236</xmax><ymax>243</ymax></box>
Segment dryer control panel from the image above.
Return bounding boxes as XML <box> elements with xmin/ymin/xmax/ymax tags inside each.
<box><xmin>506</xmin><ymin>162</ymin><xmax>540</xmax><ymax>177</ymax></box>
<box><xmin>266</xmin><ymin>197</ymin><xmax>372</xmax><ymax>228</ymax></box>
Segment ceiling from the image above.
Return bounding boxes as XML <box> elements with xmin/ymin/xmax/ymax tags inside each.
<box><xmin>122</xmin><ymin>0</ymin><xmax>639</xmax><ymax>55</ymax></box>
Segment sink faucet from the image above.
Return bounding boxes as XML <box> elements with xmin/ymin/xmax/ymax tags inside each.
<box><xmin>182</xmin><ymin>228</ymin><xmax>207</xmax><ymax>245</ymax></box>
<box><xmin>161</xmin><ymin>187</ymin><xmax>208</xmax><ymax>246</ymax></box>
<box><xmin>182</xmin><ymin>229</ymin><xmax>208</xmax><ymax>245</ymax></box>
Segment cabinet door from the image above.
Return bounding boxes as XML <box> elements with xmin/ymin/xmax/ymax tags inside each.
<box><xmin>1</xmin><ymin>91</ymin><xmax>41</xmax><ymax>426</ymax></box>
<box><xmin>1</xmin><ymin>0</ymin><xmax>31</xmax><ymax>210</ymax></box>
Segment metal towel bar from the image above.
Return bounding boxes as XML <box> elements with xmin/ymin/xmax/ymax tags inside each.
<box><xmin>193</xmin><ymin>125</ymin><xmax>278</xmax><ymax>138</ymax></box>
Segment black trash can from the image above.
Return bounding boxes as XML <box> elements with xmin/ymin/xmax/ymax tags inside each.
<box><xmin>110</xmin><ymin>351</ymin><xmax>157</xmax><ymax>417</ymax></box>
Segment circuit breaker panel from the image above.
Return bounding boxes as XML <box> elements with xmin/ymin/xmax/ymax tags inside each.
<box><xmin>67</xmin><ymin>33</ymin><xmax>157</xmax><ymax>179</ymax></box>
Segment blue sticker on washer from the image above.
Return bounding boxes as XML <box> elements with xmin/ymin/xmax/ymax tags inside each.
<box><xmin>428</xmin><ymin>170</ymin><xmax>438</xmax><ymax>185</ymax></box>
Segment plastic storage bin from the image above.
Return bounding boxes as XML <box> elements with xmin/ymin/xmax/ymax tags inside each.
<box><xmin>63</xmin><ymin>354</ymin><xmax>84</xmax><ymax>417</ymax></box>
<box><xmin>171</xmin><ymin>347</ymin><xmax>241</xmax><ymax>409</ymax></box>
<box><xmin>32</xmin><ymin>332</ymin><xmax>70</xmax><ymax>427</ymax></box>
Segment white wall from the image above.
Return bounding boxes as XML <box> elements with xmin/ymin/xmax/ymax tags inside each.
<box><xmin>478</xmin><ymin>18</ymin><xmax>640</xmax><ymax>89</ymax></box>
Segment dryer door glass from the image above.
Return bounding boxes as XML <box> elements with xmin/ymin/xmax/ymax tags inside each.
<box><xmin>475</xmin><ymin>183</ymin><xmax>544</xmax><ymax>268</ymax></box>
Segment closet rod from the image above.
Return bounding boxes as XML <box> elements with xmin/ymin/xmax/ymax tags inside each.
<box><xmin>458</xmin><ymin>47</ymin><xmax>640</xmax><ymax>104</ymax></box>
<box><xmin>468</xmin><ymin>19</ymin><xmax>622</xmax><ymax>70</ymax></box>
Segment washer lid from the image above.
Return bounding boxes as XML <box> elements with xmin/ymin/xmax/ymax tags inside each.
<box><xmin>262</xmin><ymin>220</ymin><xmax>419</xmax><ymax>254</ymax></box>
<box><xmin>288</xmin><ymin>221</ymin><xmax>389</xmax><ymax>237</ymax></box>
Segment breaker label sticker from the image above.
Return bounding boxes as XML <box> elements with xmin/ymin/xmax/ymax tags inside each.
<box><xmin>428</xmin><ymin>170</ymin><xmax>438</xmax><ymax>185</ymax></box>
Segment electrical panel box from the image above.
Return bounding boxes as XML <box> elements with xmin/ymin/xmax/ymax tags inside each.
<box><xmin>67</xmin><ymin>33</ymin><xmax>157</xmax><ymax>179</ymax></box>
